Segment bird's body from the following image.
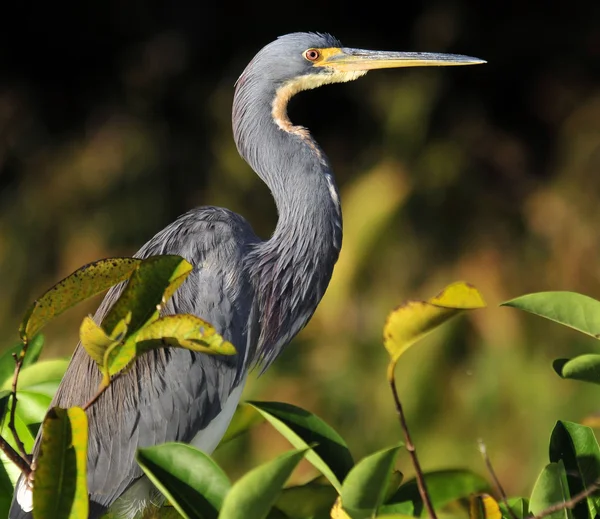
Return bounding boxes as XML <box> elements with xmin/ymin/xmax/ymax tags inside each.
<box><xmin>10</xmin><ymin>32</ymin><xmax>483</xmax><ymax>519</ymax></box>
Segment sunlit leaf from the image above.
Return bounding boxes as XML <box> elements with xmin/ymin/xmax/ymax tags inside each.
<box><xmin>219</xmin><ymin>449</ymin><xmax>306</xmax><ymax>519</ymax></box>
<box><xmin>2</xmin><ymin>359</ymin><xmax>70</xmax><ymax>392</ymax></box>
<box><xmin>331</xmin><ymin>497</ymin><xmax>352</xmax><ymax>519</ymax></box>
<box><xmin>0</xmin><ymin>335</ymin><xmax>45</xmax><ymax>387</ymax></box>
<box><xmin>340</xmin><ymin>445</ymin><xmax>403</xmax><ymax>518</ymax></box>
<box><xmin>101</xmin><ymin>255</ymin><xmax>192</xmax><ymax>336</ymax></box>
<box><xmin>470</xmin><ymin>493</ymin><xmax>501</xmax><ymax>519</ymax></box>
<box><xmin>33</xmin><ymin>407</ymin><xmax>88</xmax><ymax>519</ymax></box>
<box><xmin>273</xmin><ymin>480</ymin><xmax>337</xmax><ymax>518</ymax></box>
<box><xmin>137</xmin><ymin>443</ymin><xmax>230</xmax><ymax>519</ymax></box>
<box><xmin>106</xmin><ymin>314</ymin><xmax>235</xmax><ymax>379</ymax></box>
<box><xmin>382</xmin><ymin>469</ymin><xmax>491</xmax><ymax>516</ymax></box>
<box><xmin>79</xmin><ymin>314</ymin><xmax>130</xmax><ymax>367</ymax></box>
<box><xmin>499</xmin><ymin>497</ymin><xmax>529</xmax><ymax>519</ymax></box>
<box><xmin>549</xmin><ymin>420</ymin><xmax>600</xmax><ymax>519</ymax></box>
<box><xmin>19</xmin><ymin>258</ymin><xmax>141</xmax><ymax>341</ymax></box>
<box><xmin>12</xmin><ymin>390</ymin><xmax>52</xmax><ymax>427</ymax></box>
<box><xmin>553</xmin><ymin>355</ymin><xmax>600</xmax><ymax>385</ymax></box>
<box><xmin>529</xmin><ymin>461</ymin><xmax>572</xmax><ymax>519</ymax></box>
<box><xmin>249</xmin><ymin>401</ymin><xmax>354</xmax><ymax>492</ymax></box>
<box><xmin>220</xmin><ymin>403</ymin><xmax>264</xmax><ymax>445</ymax></box>
<box><xmin>133</xmin><ymin>314</ymin><xmax>236</xmax><ymax>356</ymax></box>
<box><xmin>1</xmin><ymin>406</ymin><xmax>35</xmax><ymax>453</ymax></box>
<box><xmin>501</xmin><ymin>292</ymin><xmax>600</xmax><ymax>340</ymax></box>
<box><xmin>384</xmin><ymin>281</ymin><xmax>485</xmax><ymax>362</ymax></box>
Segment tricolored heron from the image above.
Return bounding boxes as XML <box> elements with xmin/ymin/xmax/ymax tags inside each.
<box><xmin>10</xmin><ymin>32</ymin><xmax>484</xmax><ymax>518</ymax></box>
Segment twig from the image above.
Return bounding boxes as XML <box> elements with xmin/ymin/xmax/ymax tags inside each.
<box><xmin>532</xmin><ymin>480</ymin><xmax>600</xmax><ymax>519</ymax></box>
<box><xmin>478</xmin><ymin>439</ymin><xmax>519</xmax><ymax>519</ymax></box>
<box><xmin>0</xmin><ymin>433</ymin><xmax>31</xmax><ymax>478</ymax></box>
<box><xmin>387</xmin><ymin>361</ymin><xmax>437</xmax><ymax>519</ymax></box>
<box><xmin>9</xmin><ymin>340</ymin><xmax>31</xmax><ymax>462</ymax></box>
<box><xmin>82</xmin><ymin>383</ymin><xmax>110</xmax><ymax>412</ymax></box>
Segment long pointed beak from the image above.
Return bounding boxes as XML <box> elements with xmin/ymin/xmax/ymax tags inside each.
<box><xmin>317</xmin><ymin>48</ymin><xmax>486</xmax><ymax>71</ymax></box>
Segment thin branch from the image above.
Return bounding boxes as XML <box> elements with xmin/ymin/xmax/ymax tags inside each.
<box><xmin>9</xmin><ymin>341</ymin><xmax>31</xmax><ymax>462</ymax></box>
<box><xmin>387</xmin><ymin>361</ymin><xmax>437</xmax><ymax>519</ymax></box>
<box><xmin>82</xmin><ymin>383</ymin><xmax>110</xmax><ymax>412</ymax></box>
<box><xmin>532</xmin><ymin>480</ymin><xmax>600</xmax><ymax>519</ymax></box>
<box><xmin>478</xmin><ymin>439</ymin><xmax>519</xmax><ymax>519</ymax></box>
<box><xmin>0</xmin><ymin>433</ymin><xmax>31</xmax><ymax>478</ymax></box>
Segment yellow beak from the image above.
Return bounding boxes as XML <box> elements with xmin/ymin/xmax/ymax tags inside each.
<box><xmin>316</xmin><ymin>47</ymin><xmax>486</xmax><ymax>71</ymax></box>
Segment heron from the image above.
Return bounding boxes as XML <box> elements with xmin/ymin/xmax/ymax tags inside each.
<box><xmin>10</xmin><ymin>32</ymin><xmax>484</xmax><ymax>519</ymax></box>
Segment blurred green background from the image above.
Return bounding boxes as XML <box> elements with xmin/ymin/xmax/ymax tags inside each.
<box><xmin>1</xmin><ymin>0</ymin><xmax>600</xmax><ymax>501</ymax></box>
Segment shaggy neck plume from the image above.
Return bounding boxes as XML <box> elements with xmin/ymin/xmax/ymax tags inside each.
<box><xmin>233</xmin><ymin>68</ymin><xmax>342</xmax><ymax>368</ymax></box>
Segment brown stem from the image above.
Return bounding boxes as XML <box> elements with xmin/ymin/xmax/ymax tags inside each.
<box><xmin>0</xmin><ymin>433</ymin><xmax>31</xmax><ymax>478</ymax></box>
<box><xmin>9</xmin><ymin>341</ymin><xmax>31</xmax><ymax>462</ymax></box>
<box><xmin>387</xmin><ymin>361</ymin><xmax>437</xmax><ymax>519</ymax></box>
<box><xmin>82</xmin><ymin>376</ymin><xmax>115</xmax><ymax>412</ymax></box>
<box><xmin>532</xmin><ymin>481</ymin><xmax>600</xmax><ymax>519</ymax></box>
<box><xmin>478</xmin><ymin>440</ymin><xmax>519</xmax><ymax>519</ymax></box>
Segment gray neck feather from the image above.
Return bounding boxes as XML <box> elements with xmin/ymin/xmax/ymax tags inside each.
<box><xmin>233</xmin><ymin>71</ymin><xmax>343</xmax><ymax>368</ymax></box>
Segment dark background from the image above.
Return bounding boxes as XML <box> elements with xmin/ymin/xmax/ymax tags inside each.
<box><xmin>1</xmin><ymin>1</ymin><xmax>599</xmax><ymax>495</ymax></box>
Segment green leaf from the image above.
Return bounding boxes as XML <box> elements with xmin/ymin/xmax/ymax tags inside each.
<box><xmin>499</xmin><ymin>498</ymin><xmax>529</xmax><ymax>519</ymax></box>
<box><xmin>2</xmin><ymin>359</ymin><xmax>70</xmax><ymax>392</ymax></box>
<box><xmin>1</xmin><ymin>406</ymin><xmax>35</xmax><ymax>453</ymax></box>
<box><xmin>529</xmin><ymin>461</ymin><xmax>572</xmax><ymax>519</ymax></box>
<box><xmin>553</xmin><ymin>355</ymin><xmax>600</xmax><ymax>385</ymax></box>
<box><xmin>549</xmin><ymin>420</ymin><xmax>600</xmax><ymax>519</ymax></box>
<box><xmin>84</xmin><ymin>256</ymin><xmax>195</xmax><ymax>378</ymax></box>
<box><xmin>469</xmin><ymin>494</ymin><xmax>502</xmax><ymax>519</ymax></box>
<box><xmin>220</xmin><ymin>403</ymin><xmax>264</xmax><ymax>445</ymax></box>
<box><xmin>340</xmin><ymin>445</ymin><xmax>403</xmax><ymax>518</ymax></box>
<box><xmin>249</xmin><ymin>401</ymin><xmax>354</xmax><ymax>492</ymax></box>
<box><xmin>384</xmin><ymin>282</ymin><xmax>485</xmax><ymax>362</ymax></box>
<box><xmin>79</xmin><ymin>314</ymin><xmax>130</xmax><ymax>367</ymax></box>
<box><xmin>219</xmin><ymin>449</ymin><xmax>307</xmax><ymax>519</ymax></box>
<box><xmin>137</xmin><ymin>443</ymin><xmax>231</xmax><ymax>519</ymax></box>
<box><xmin>501</xmin><ymin>291</ymin><xmax>600</xmax><ymax>340</ymax></box>
<box><xmin>134</xmin><ymin>314</ymin><xmax>236</xmax><ymax>356</ymax></box>
<box><xmin>33</xmin><ymin>407</ymin><xmax>88</xmax><ymax>519</ymax></box>
<box><xmin>0</xmin><ymin>335</ymin><xmax>45</xmax><ymax>387</ymax></box>
<box><xmin>12</xmin><ymin>390</ymin><xmax>52</xmax><ymax>427</ymax></box>
<box><xmin>101</xmin><ymin>255</ymin><xmax>192</xmax><ymax>337</ymax></box>
<box><xmin>0</xmin><ymin>390</ymin><xmax>9</xmax><ymax>425</ymax></box>
<box><xmin>383</xmin><ymin>469</ymin><xmax>491</xmax><ymax>516</ymax></box>
<box><xmin>274</xmin><ymin>481</ymin><xmax>338</xmax><ymax>519</ymax></box>
<box><xmin>20</xmin><ymin>258</ymin><xmax>141</xmax><ymax>341</ymax></box>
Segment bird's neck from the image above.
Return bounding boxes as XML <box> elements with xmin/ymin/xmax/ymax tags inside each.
<box><xmin>233</xmin><ymin>78</ymin><xmax>342</xmax><ymax>368</ymax></box>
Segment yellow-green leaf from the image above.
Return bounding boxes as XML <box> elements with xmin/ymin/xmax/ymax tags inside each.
<box><xmin>429</xmin><ymin>282</ymin><xmax>486</xmax><ymax>309</ymax></box>
<box><xmin>79</xmin><ymin>314</ymin><xmax>130</xmax><ymax>367</ymax></box>
<box><xmin>384</xmin><ymin>281</ymin><xmax>485</xmax><ymax>362</ymax></box>
<box><xmin>101</xmin><ymin>255</ymin><xmax>193</xmax><ymax>337</ymax></box>
<box><xmin>134</xmin><ymin>314</ymin><xmax>235</xmax><ymax>356</ymax></box>
<box><xmin>103</xmin><ymin>314</ymin><xmax>235</xmax><ymax>378</ymax></box>
<box><xmin>33</xmin><ymin>407</ymin><xmax>88</xmax><ymax>519</ymax></box>
<box><xmin>470</xmin><ymin>493</ymin><xmax>502</xmax><ymax>519</ymax></box>
<box><xmin>20</xmin><ymin>258</ymin><xmax>141</xmax><ymax>342</ymax></box>
<box><xmin>220</xmin><ymin>403</ymin><xmax>264</xmax><ymax>445</ymax></box>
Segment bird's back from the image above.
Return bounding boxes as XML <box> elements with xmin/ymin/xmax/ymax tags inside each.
<box><xmin>10</xmin><ymin>206</ymin><xmax>260</xmax><ymax>518</ymax></box>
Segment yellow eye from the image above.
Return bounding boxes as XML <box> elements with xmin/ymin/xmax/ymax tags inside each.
<box><xmin>304</xmin><ymin>49</ymin><xmax>320</xmax><ymax>61</ymax></box>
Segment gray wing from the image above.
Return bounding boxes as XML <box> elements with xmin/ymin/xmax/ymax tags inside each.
<box><xmin>41</xmin><ymin>207</ymin><xmax>258</xmax><ymax>508</ymax></box>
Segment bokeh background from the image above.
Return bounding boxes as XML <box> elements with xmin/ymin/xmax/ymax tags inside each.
<box><xmin>1</xmin><ymin>0</ymin><xmax>600</xmax><ymax>500</ymax></box>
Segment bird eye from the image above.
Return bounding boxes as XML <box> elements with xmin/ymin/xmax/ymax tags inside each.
<box><xmin>304</xmin><ymin>49</ymin><xmax>320</xmax><ymax>61</ymax></box>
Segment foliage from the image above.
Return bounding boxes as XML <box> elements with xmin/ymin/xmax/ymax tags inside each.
<box><xmin>3</xmin><ymin>261</ymin><xmax>600</xmax><ymax>519</ymax></box>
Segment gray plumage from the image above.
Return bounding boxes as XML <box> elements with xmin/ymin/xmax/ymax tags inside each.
<box><xmin>10</xmin><ymin>32</ymin><xmax>343</xmax><ymax>519</ymax></box>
